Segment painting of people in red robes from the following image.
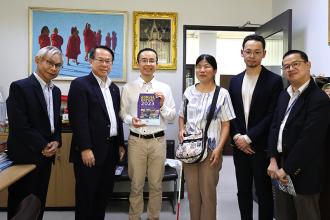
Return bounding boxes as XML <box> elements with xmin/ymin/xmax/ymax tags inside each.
<box><xmin>96</xmin><ymin>30</ymin><xmax>102</xmax><ymax>46</ymax></box>
<box><xmin>83</xmin><ymin>23</ymin><xmax>96</xmax><ymax>61</ymax></box>
<box><xmin>66</xmin><ymin>26</ymin><xmax>81</xmax><ymax>65</ymax></box>
<box><xmin>31</xmin><ymin>8</ymin><xmax>127</xmax><ymax>81</ymax></box>
<box><xmin>105</xmin><ymin>32</ymin><xmax>111</xmax><ymax>49</ymax></box>
<box><xmin>38</xmin><ymin>26</ymin><xmax>50</xmax><ymax>49</ymax></box>
<box><xmin>51</xmin><ymin>27</ymin><xmax>64</xmax><ymax>51</ymax></box>
<box><xmin>111</xmin><ymin>31</ymin><xmax>117</xmax><ymax>52</ymax></box>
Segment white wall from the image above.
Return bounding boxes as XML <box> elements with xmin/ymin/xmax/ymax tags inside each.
<box><xmin>0</xmin><ymin>0</ymin><xmax>272</xmax><ymax>140</ymax></box>
<box><xmin>272</xmin><ymin>0</ymin><xmax>330</xmax><ymax>77</ymax></box>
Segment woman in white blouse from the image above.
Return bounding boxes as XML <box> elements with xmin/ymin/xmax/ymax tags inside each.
<box><xmin>178</xmin><ymin>54</ymin><xmax>236</xmax><ymax>220</ymax></box>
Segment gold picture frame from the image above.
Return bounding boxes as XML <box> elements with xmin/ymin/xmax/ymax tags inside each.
<box><xmin>133</xmin><ymin>11</ymin><xmax>177</xmax><ymax>70</ymax></box>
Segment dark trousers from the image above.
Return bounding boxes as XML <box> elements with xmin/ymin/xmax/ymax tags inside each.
<box><xmin>320</xmin><ymin>130</ymin><xmax>330</xmax><ymax>220</ymax></box>
<box><xmin>275</xmin><ymin>189</ymin><xmax>320</xmax><ymax>220</ymax></box>
<box><xmin>7</xmin><ymin>159</ymin><xmax>52</xmax><ymax>220</ymax></box>
<box><xmin>73</xmin><ymin>150</ymin><xmax>116</xmax><ymax>220</ymax></box>
<box><xmin>233</xmin><ymin>148</ymin><xmax>274</xmax><ymax>220</ymax></box>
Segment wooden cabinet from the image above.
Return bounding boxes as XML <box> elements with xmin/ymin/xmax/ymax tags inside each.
<box><xmin>46</xmin><ymin>133</ymin><xmax>75</xmax><ymax>207</ymax></box>
<box><xmin>0</xmin><ymin>133</ymin><xmax>75</xmax><ymax>208</ymax></box>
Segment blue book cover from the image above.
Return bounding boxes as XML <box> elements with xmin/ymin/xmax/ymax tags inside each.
<box><xmin>137</xmin><ymin>93</ymin><xmax>160</xmax><ymax>126</ymax></box>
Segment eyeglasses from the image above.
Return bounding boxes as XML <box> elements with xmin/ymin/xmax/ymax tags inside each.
<box><xmin>45</xmin><ymin>59</ymin><xmax>63</xmax><ymax>69</ymax></box>
<box><xmin>139</xmin><ymin>58</ymin><xmax>156</xmax><ymax>64</ymax></box>
<box><xmin>243</xmin><ymin>50</ymin><xmax>263</xmax><ymax>57</ymax></box>
<box><xmin>281</xmin><ymin>60</ymin><xmax>306</xmax><ymax>71</ymax></box>
<box><xmin>93</xmin><ymin>58</ymin><xmax>113</xmax><ymax>65</ymax></box>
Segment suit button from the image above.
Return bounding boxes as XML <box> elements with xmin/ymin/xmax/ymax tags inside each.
<box><xmin>106</xmin><ymin>137</ymin><xmax>110</xmax><ymax>140</ymax></box>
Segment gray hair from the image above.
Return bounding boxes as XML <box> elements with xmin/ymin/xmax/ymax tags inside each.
<box><xmin>35</xmin><ymin>46</ymin><xmax>63</xmax><ymax>63</ymax></box>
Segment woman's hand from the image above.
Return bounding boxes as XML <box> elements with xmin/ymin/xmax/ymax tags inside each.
<box><xmin>178</xmin><ymin>128</ymin><xmax>186</xmax><ymax>144</ymax></box>
<box><xmin>209</xmin><ymin>147</ymin><xmax>222</xmax><ymax>168</ymax></box>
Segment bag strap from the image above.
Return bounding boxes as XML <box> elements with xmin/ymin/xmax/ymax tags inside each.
<box><xmin>195</xmin><ymin>86</ymin><xmax>220</xmax><ymax>163</ymax></box>
<box><xmin>183</xmin><ymin>98</ymin><xmax>189</xmax><ymax>124</ymax></box>
<box><xmin>204</xmin><ymin>86</ymin><xmax>220</xmax><ymax>137</ymax></box>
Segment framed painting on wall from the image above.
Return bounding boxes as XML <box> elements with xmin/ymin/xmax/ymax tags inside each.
<box><xmin>132</xmin><ymin>11</ymin><xmax>178</xmax><ymax>70</ymax></box>
<box><xmin>29</xmin><ymin>7</ymin><xmax>128</xmax><ymax>82</ymax></box>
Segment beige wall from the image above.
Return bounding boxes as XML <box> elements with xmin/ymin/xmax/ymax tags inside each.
<box><xmin>0</xmin><ymin>0</ymin><xmax>272</xmax><ymax>140</ymax></box>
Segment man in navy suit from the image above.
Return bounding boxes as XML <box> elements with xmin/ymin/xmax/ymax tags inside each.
<box><xmin>6</xmin><ymin>46</ymin><xmax>63</xmax><ymax>220</ymax></box>
<box><xmin>68</xmin><ymin>46</ymin><xmax>125</xmax><ymax>220</ymax></box>
<box><xmin>229</xmin><ymin>34</ymin><xmax>283</xmax><ymax>220</ymax></box>
<box><xmin>267</xmin><ymin>50</ymin><xmax>330</xmax><ymax>220</ymax></box>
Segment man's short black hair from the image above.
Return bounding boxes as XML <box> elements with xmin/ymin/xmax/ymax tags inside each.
<box><xmin>242</xmin><ymin>34</ymin><xmax>266</xmax><ymax>49</ymax></box>
<box><xmin>282</xmin><ymin>49</ymin><xmax>309</xmax><ymax>62</ymax></box>
<box><xmin>89</xmin><ymin>46</ymin><xmax>115</xmax><ymax>61</ymax></box>
<box><xmin>137</xmin><ymin>48</ymin><xmax>158</xmax><ymax>63</ymax></box>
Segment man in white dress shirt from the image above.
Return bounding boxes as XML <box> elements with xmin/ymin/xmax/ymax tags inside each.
<box><xmin>120</xmin><ymin>48</ymin><xmax>176</xmax><ymax>220</ymax></box>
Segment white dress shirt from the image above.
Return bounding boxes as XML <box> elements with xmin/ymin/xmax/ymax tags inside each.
<box><xmin>277</xmin><ymin>80</ymin><xmax>310</xmax><ymax>152</ymax></box>
<box><xmin>120</xmin><ymin>76</ymin><xmax>176</xmax><ymax>135</ymax></box>
<box><xmin>34</xmin><ymin>72</ymin><xmax>55</xmax><ymax>133</ymax></box>
<box><xmin>93</xmin><ymin>73</ymin><xmax>118</xmax><ymax>137</ymax></box>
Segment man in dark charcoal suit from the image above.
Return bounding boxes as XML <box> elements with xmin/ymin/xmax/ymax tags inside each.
<box><xmin>68</xmin><ymin>45</ymin><xmax>125</xmax><ymax>220</ymax></box>
<box><xmin>6</xmin><ymin>46</ymin><xmax>63</xmax><ymax>220</ymax></box>
<box><xmin>267</xmin><ymin>50</ymin><xmax>330</xmax><ymax>220</ymax></box>
<box><xmin>229</xmin><ymin>34</ymin><xmax>283</xmax><ymax>220</ymax></box>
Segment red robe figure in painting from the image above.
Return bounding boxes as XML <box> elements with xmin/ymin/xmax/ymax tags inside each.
<box><xmin>66</xmin><ymin>27</ymin><xmax>81</xmax><ymax>65</ymax></box>
<box><xmin>83</xmin><ymin>23</ymin><xmax>96</xmax><ymax>61</ymax></box>
<box><xmin>38</xmin><ymin>26</ymin><xmax>50</xmax><ymax>49</ymax></box>
<box><xmin>105</xmin><ymin>32</ymin><xmax>111</xmax><ymax>49</ymax></box>
<box><xmin>96</xmin><ymin>30</ymin><xmax>102</xmax><ymax>46</ymax></box>
<box><xmin>51</xmin><ymin>28</ymin><xmax>64</xmax><ymax>51</ymax></box>
<box><xmin>111</xmin><ymin>31</ymin><xmax>117</xmax><ymax>52</ymax></box>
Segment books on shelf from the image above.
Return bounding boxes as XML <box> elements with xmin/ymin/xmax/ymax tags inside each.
<box><xmin>0</xmin><ymin>141</ymin><xmax>13</xmax><ymax>172</ymax></box>
<box><xmin>137</xmin><ymin>93</ymin><xmax>160</xmax><ymax>126</ymax></box>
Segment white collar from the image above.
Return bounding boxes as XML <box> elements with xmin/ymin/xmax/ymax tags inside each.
<box><xmin>287</xmin><ymin>79</ymin><xmax>310</xmax><ymax>98</ymax></box>
<box><xmin>93</xmin><ymin>72</ymin><xmax>111</xmax><ymax>88</ymax></box>
<box><xmin>33</xmin><ymin>72</ymin><xmax>54</xmax><ymax>89</ymax></box>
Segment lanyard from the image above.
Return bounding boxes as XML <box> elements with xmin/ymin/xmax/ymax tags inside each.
<box><xmin>284</xmin><ymin>94</ymin><xmax>300</xmax><ymax>119</ymax></box>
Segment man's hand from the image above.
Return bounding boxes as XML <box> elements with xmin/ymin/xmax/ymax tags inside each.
<box><xmin>119</xmin><ymin>145</ymin><xmax>125</xmax><ymax>161</ymax></box>
<box><xmin>276</xmin><ymin>168</ymin><xmax>288</xmax><ymax>185</ymax></box>
<box><xmin>81</xmin><ymin>149</ymin><xmax>95</xmax><ymax>167</ymax></box>
<box><xmin>154</xmin><ymin>92</ymin><xmax>165</xmax><ymax>107</ymax></box>
<box><xmin>267</xmin><ymin>157</ymin><xmax>278</xmax><ymax>179</ymax></box>
<box><xmin>234</xmin><ymin>135</ymin><xmax>255</xmax><ymax>154</ymax></box>
<box><xmin>132</xmin><ymin>117</ymin><xmax>146</xmax><ymax>128</ymax></box>
<box><xmin>42</xmin><ymin>141</ymin><xmax>59</xmax><ymax>157</ymax></box>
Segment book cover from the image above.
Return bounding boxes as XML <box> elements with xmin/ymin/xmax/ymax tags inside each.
<box><xmin>137</xmin><ymin>93</ymin><xmax>160</xmax><ymax>126</ymax></box>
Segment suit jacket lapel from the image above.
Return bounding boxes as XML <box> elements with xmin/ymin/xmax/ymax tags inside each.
<box><xmin>109</xmin><ymin>83</ymin><xmax>119</xmax><ymax>114</ymax></box>
<box><xmin>285</xmin><ymin>80</ymin><xmax>314</xmax><ymax>125</ymax></box>
<box><xmin>236</xmin><ymin>72</ymin><xmax>245</xmax><ymax>119</ymax></box>
<box><xmin>278</xmin><ymin>92</ymin><xmax>290</xmax><ymax>123</ymax></box>
<box><xmin>250</xmin><ymin>67</ymin><xmax>266</xmax><ymax>108</ymax></box>
<box><xmin>52</xmin><ymin>88</ymin><xmax>61</xmax><ymax>128</ymax></box>
<box><xmin>88</xmin><ymin>73</ymin><xmax>110</xmax><ymax>119</ymax></box>
<box><xmin>30</xmin><ymin>74</ymin><xmax>48</xmax><ymax>114</ymax></box>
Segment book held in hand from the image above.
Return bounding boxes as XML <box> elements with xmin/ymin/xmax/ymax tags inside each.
<box><xmin>137</xmin><ymin>93</ymin><xmax>160</xmax><ymax>126</ymax></box>
<box><xmin>272</xmin><ymin>175</ymin><xmax>296</xmax><ymax>196</ymax></box>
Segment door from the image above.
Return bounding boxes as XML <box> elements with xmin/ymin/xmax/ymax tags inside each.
<box><xmin>256</xmin><ymin>9</ymin><xmax>292</xmax><ymax>86</ymax></box>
